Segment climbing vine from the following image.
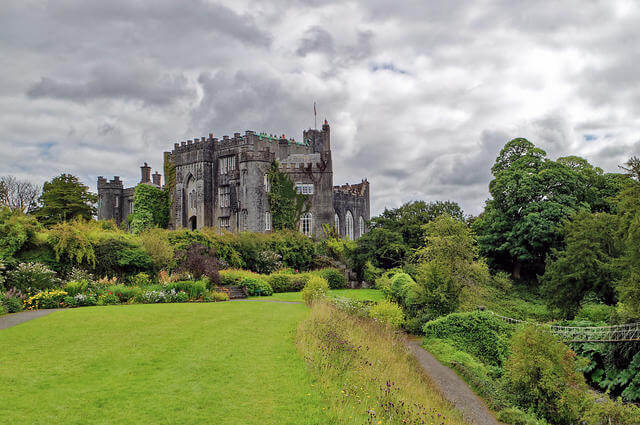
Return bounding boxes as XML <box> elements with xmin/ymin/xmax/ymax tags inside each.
<box><xmin>163</xmin><ymin>155</ymin><xmax>176</xmax><ymax>211</ymax></box>
<box><xmin>128</xmin><ymin>184</ymin><xmax>169</xmax><ymax>234</ymax></box>
<box><xmin>267</xmin><ymin>161</ymin><xmax>310</xmax><ymax>231</ymax></box>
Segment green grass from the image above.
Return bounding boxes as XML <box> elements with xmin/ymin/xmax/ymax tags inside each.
<box><xmin>0</xmin><ymin>302</ymin><xmax>330</xmax><ymax>424</ymax></box>
<box><xmin>251</xmin><ymin>288</ymin><xmax>383</xmax><ymax>303</ymax></box>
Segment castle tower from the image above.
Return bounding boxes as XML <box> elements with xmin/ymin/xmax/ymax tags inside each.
<box><xmin>97</xmin><ymin>176</ymin><xmax>124</xmax><ymax>222</ymax></box>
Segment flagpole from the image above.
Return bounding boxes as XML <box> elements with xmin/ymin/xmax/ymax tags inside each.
<box><xmin>314</xmin><ymin>101</ymin><xmax>317</xmax><ymax>130</ymax></box>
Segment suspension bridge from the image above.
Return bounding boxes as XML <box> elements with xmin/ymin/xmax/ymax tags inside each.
<box><xmin>490</xmin><ymin>312</ymin><xmax>640</xmax><ymax>343</ymax></box>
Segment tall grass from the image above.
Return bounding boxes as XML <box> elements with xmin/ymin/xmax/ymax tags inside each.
<box><xmin>296</xmin><ymin>302</ymin><xmax>469</xmax><ymax>425</ymax></box>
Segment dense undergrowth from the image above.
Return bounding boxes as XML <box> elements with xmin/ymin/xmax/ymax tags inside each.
<box><xmin>296</xmin><ymin>301</ymin><xmax>468</xmax><ymax>425</ymax></box>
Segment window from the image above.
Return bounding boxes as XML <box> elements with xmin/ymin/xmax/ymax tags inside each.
<box><xmin>115</xmin><ymin>197</ymin><xmax>119</xmax><ymax>208</ymax></box>
<box><xmin>219</xmin><ymin>156</ymin><xmax>236</xmax><ymax>174</ymax></box>
<box><xmin>300</xmin><ymin>212</ymin><xmax>313</xmax><ymax>236</ymax></box>
<box><xmin>188</xmin><ymin>189</ymin><xmax>196</xmax><ymax>209</ymax></box>
<box><xmin>345</xmin><ymin>211</ymin><xmax>354</xmax><ymax>240</ymax></box>
<box><xmin>334</xmin><ymin>213</ymin><xmax>340</xmax><ymax>232</ymax></box>
<box><xmin>129</xmin><ymin>200</ymin><xmax>134</xmax><ymax>214</ymax></box>
<box><xmin>218</xmin><ymin>186</ymin><xmax>230</xmax><ymax>208</ymax></box>
<box><xmin>243</xmin><ymin>210</ymin><xmax>248</xmax><ymax>231</ymax></box>
<box><xmin>219</xmin><ymin>216</ymin><xmax>230</xmax><ymax>229</ymax></box>
<box><xmin>264</xmin><ymin>174</ymin><xmax>270</xmax><ymax>192</ymax></box>
<box><xmin>295</xmin><ymin>183</ymin><xmax>314</xmax><ymax>195</ymax></box>
<box><xmin>265</xmin><ymin>211</ymin><xmax>271</xmax><ymax>231</ymax></box>
<box><xmin>359</xmin><ymin>216</ymin><xmax>365</xmax><ymax>238</ymax></box>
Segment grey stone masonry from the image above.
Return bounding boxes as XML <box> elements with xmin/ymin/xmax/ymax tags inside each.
<box><xmin>98</xmin><ymin>120</ymin><xmax>370</xmax><ymax>239</ymax></box>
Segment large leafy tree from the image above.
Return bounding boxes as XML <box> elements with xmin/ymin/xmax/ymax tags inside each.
<box><xmin>541</xmin><ymin>211</ymin><xmax>622</xmax><ymax>318</ymax></box>
<box><xmin>352</xmin><ymin>227</ymin><xmax>408</xmax><ymax>274</ymax></box>
<box><xmin>35</xmin><ymin>174</ymin><xmax>97</xmax><ymax>226</ymax></box>
<box><xmin>371</xmin><ymin>200</ymin><xmax>465</xmax><ymax>250</ymax></box>
<box><xmin>473</xmin><ymin>138</ymin><xmax>624</xmax><ymax>280</ymax></box>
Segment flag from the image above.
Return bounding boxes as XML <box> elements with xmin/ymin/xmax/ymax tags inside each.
<box><xmin>314</xmin><ymin>101</ymin><xmax>316</xmax><ymax>116</ymax></box>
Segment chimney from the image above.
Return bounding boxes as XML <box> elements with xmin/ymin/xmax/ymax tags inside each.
<box><xmin>140</xmin><ymin>162</ymin><xmax>151</xmax><ymax>183</ymax></box>
<box><xmin>152</xmin><ymin>172</ymin><xmax>162</xmax><ymax>187</ymax></box>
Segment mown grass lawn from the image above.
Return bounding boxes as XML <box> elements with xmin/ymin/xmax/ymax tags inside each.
<box><xmin>0</xmin><ymin>302</ymin><xmax>330</xmax><ymax>424</ymax></box>
<box><xmin>251</xmin><ymin>288</ymin><xmax>383</xmax><ymax>303</ymax></box>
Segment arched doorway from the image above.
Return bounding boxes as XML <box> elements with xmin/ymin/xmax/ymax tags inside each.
<box><xmin>189</xmin><ymin>216</ymin><xmax>197</xmax><ymax>231</ymax></box>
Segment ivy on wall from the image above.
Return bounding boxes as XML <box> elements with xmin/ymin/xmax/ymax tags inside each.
<box><xmin>267</xmin><ymin>161</ymin><xmax>309</xmax><ymax>231</ymax></box>
<box><xmin>128</xmin><ymin>184</ymin><xmax>169</xmax><ymax>234</ymax></box>
<box><xmin>163</xmin><ymin>155</ymin><xmax>176</xmax><ymax>212</ymax></box>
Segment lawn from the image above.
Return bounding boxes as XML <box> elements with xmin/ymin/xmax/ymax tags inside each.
<box><xmin>0</xmin><ymin>302</ymin><xmax>331</xmax><ymax>424</ymax></box>
<box><xmin>251</xmin><ymin>288</ymin><xmax>384</xmax><ymax>303</ymax></box>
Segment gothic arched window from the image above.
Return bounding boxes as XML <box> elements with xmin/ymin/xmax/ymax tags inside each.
<box><xmin>358</xmin><ymin>216</ymin><xmax>365</xmax><ymax>238</ymax></box>
<box><xmin>334</xmin><ymin>213</ymin><xmax>340</xmax><ymax>233</ymax></box>
<box><xmin>345</xmin><ymin>211</ymin><xmax>354</xmax><ymax>240</ymax></box>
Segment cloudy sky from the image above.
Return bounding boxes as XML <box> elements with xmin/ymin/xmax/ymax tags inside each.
<box><xmin>1</xmin><ymin>0</ymin><xmax>639</xmax><ymax>215</ymax></box>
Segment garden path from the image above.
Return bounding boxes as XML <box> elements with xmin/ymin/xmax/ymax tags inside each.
<box><xmin>406</xmin><ymin>339</ymin><xmax>504</xmax><ymax>425</ymax></box>
<box><xmin>0</xmin><ymin>309</ymin><xmax>62</xmax><ymax>330</ymax></box>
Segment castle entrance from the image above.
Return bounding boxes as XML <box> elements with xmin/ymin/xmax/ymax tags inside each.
<box><xmin>188</xmin><ymin>216</ymin><xmax>197</xmax><ymax>230</ymax></box>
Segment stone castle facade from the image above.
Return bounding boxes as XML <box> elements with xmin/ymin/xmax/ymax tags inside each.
<box><xmin>97</xmin><ymin>121</ymin><xmax>370</xmax><ymax>239</ymax></box>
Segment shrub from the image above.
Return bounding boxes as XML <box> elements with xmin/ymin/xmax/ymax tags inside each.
<box><xmin>65</xmin><ymin>293</ymin><xmax>97</xmax><ymax>307</ymax></box>
<box><xmin>362</xmin><ymin>260</ymin><xmax>383</xmax><ymax>284</ymax></box>
<box><xmin>492</xmin><ymin>271</ymin><xmax>513</xmax><ymax>291</ymax></box>
<box><xmin>266</xmin><ymin>271</ymin><xmax>312</xmax><ymax>292</ymax></box>
<box><xmin>575</xmin><ymin>303</ymin><xmax>615</xmax><ymax>323</ymax></box>
<box><xmin>368</xmin><ymin>300</ymin><xmax>404</xmax><ymax>328</ymax></box>
<box><xmin>138</xmin><ymin>228</ymin><xmax>174</xmax><ymax>271</ymax></box>
<box><xmin>176</xmin><ymin>243</ymin><xmax>221</xmax><ymax>285</ymax></box>
<box><xmin>0</xmin><ymin>304</ymin><xmax>6</xmax><ymax>316</ymax></box>
<box><xmin>98</xmin><ymin>292</ymin><xmax>120</xmax><ymax>305</ymax></box>
<box><xmin>171</xmin><ymin>292</ymin><xmax>189</xmax><ymax>303</ymax></box>
<box><xmin>497</xmin><ymin>407</ymin><xmax>549</xmax><ymax>425</ymax></box>
<box><xmin>406</xmin><ymin>261</ymin><xmax>462</xmax><ymax>321</ymax></box>
<box><xmin>23</xmin><ymin>289</ymin><xmax>67</xmax><ymax>310</ymax></box>
<box><xmin>64</xmin><ymin>280</ymin><xmax>88</xmax><ymax>296</ymax></box>
<box><xmin>219</xmin><ymin>269</ymin><xmax>261</xmax><ymax>286</ymax></box>
<box><xmin>207</xmin><ymin>290</ymin><xmax>229</xmax><ymax>302</ymax></box>
<box><xmin>3</xmin><ymin>296</ymin><xmax>22</xmax><ymax>313</ymax></box>
<box><xmin>7</xmin><ymin>262</ymin><xmax>59</xmax><ymax>293</ymax></box>
<box><xmin>93</xmin><ymin>237</ymin><xmax>154</xmax><ymax>277</ymax></box>
<box><xmin>504</xmin><ymin>325</ymin><xmax>589</xmax><ymax>425</ymax></box>
<box><xmin>315</xmin><ymin>268</ymin><xmax>346</xmax><ymax>289</ymax></box>
<box><xmin>301</xmin><ymin>275</ymin><xmax>329</xmax><ymax>306</ymax></box>
<box><xmin>582</xmin><ymin>394</ymin><xmax>640</xmax><ymax>425</ymax></box>
<box><xmin>166</xmin><ymin>280</ymin><xmax>207</xmax><ymax>300</ymax></box>
<box><xmin>47</xmin><ymin>219</ymin><xmax>96</xmax><ymax>267</ymax></box>
<box><xmin>105</xmin><ymin>285</ymin><xmax>140</xmax><ymax>303</ymax></box>
<box><xmin>384</xmin><ymin>272</ymin><xmax>415</xmax><ymax>304</ymax></box>
<box><xmin>239</xmin><ymin>277</ymin><xmax>273</xmax><ymax>296</ymax></box>
<box><xmin>129</xmin><ymin>272</ymin><xmax>152</xmax><ymax>286</ymax></box>
<box><xmin>422</xmin><ymin>311</ymin><xmax>514</xmax><ymax>366</ymax></box>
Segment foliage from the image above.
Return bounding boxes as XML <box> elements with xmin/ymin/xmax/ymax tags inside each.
<box><xmin>314</xmin><ymin>268</ymin><xmax>346</xmax><ymax>289</ymax></box>
<box><xmin>317</xmin><ymin>236</ymin><xmax>355</xmax><ymax>265</ymax></box>
<box><xmin>368</xmin><ymin>300</ymin><xmax>404</xmax><ymax>327</ymax></box>
<box><xmin>98</xmin><ymin>292</ymin><xmax>120</xmax><ymax>305</ymax></box>
<box><xmin>138</xmin><ymin>228</ymin><xmax>175</xmax><ymax>271</ymax></box>
<box><xmin>23</xmin><ymin>289</ymin><xmax>67</xmax><ymax>310</ymax></box>
<box><xmin>239</xmin><ymin>276</ymin><xmax>273</xmax><ymax>296</ymax></box>
<box><xmin>575</xmin><ymin>303</ymin><xmax>615</xmax><ymax>323</ymax></box>
<box><xmin>0</xmin><ymin>175</ymin><xmax>39</xmax><ymax>213</ymax></box>
<box><xmin>371</xmin><ymin>200</ymin><xmax>465</xmax><ymax>250</ymax></box>
<box><xmin>47</xmin><ymin>219</ymin><xmax>96</xmax><ymax>267</ymax></box>
<box><xmin>504</xmin><ymin>325</ymin><xmax>589</xmax><ymax>425</ymax></box>
<box><xmin>219</xmin><ymin>269</ymin><xmax>262</xmax><ymax>286</ymax></box>
<box><xmin>0</xmin><ymin>208</ymin><xmax>42</xmax><ymax>262</ymax></box>
<box><xmin>3</xmin><ymin>296</ymin><xmax>23</xmax><ymax>313</ymax></box>
<box><xmin>129</xmin><ymin>272</ymin><xmax>152</xmax><ymax>286</ymax></box>
<box><xmin>128</xmin><ymin>184</ymin><xmax>170</xmax><ymax>234</ymax></box>
<box><xmin>581</xmin><ymin>394</ymin><xmax>640</xmax><ymax>425</ymax></box>
<box><xmin>207</xmin><ymin>290</ymin><xmax>230</xmax><ymax>302</ymax></box>
<box><xmin>104</xmin><ymin>285</ymin><xmax>140</xmax><ymax>303</ymax></box>
<box><xmin>165</xmin><ymin>280</ymin><xmax>207</xmax><ymax>300</ymax></box>
<box><xmin>64</xmin><ymin>280</ymin><xmax>88</xmax><ymax>296</ymax></box>
<box><xmin>541</xmin><ymin>211</ymin><xmax>620</xmax><ymax>318</ymax></box>
<box><xmin>351</xmin><ymin>227</ymin><xmax>408</xmax><ymax>277</ymax></box>
<box><xmin>175</xmin><ymin>243</ymin><xmax>221</xmax><ymax>286</ymax></box>
<box><xmin>266</xmin><ymin>271</ymin><xmax>310</xmax><ymax>292</ymax></box>
<box><xmin>93</xmin><ymin>237</ymin><xmax>154</xmax><ymax>278</ymax></box>
<box><xmin>473</xmin><ymin>139</ymin><xmax>623</xmax><ymax>279</ymax></box>
<box><xmin>497</xmin><ymin>407</ymin><xmax>549</xmax><ymax>425</ymax></box>
<box><xmin>35</xmin><ymin>173</ymin><xmax>97</xmax><ymax>226</ymax></box>
<box><xmin>6</xmin><ymin>262</ymin><xmax>58</xmax><ymax>293</ymax></box>
<box><xmin>423</xmin><ymin>311</ymin><xmax>514</xmax><ymax>366</ymax></box>
<box><xmin>301</xmin><ymin>275</ymin><xmax>329</xmax><ymax>305</ymax></box>
<box><xmin>266</xmin><ymin>161</ymin><xmax>310</xmax><ymax>231</ymax></box>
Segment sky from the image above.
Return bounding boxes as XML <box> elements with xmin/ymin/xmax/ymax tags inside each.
<box><xmin>1</xmin><ymin>0</ymin><xmax>639</xmax><ymax>216</ymax></box>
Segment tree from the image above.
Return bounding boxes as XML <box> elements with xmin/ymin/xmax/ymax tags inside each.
<box><xmin>371</xmin><ymin>200</ymin><xmax>465</xmax><ymax>250</ymax></box>
<box><xmin>541</xmin><ymin>211</ymin><xmax>621</xmax><ymax>318</ymax></box>
<box><xmin>35</xmin><ymin>174</ymin><xmax>97</xmax><ymax>226</ymax></box>
<box><xmin>0</xmin><ymin>175</ymin><xmax>39</xmax><ymax>213</ymax></box>
<box><xmin>474</xmin><ymin>138</ymin><xmax>590</xmax><ymax>279</ymax></box>
<box><xmin>266</xmin><ymin>161</ymin><xmax>310</xmax><ymax>231</ymax></box>
<box><xmin>351</xmin><ymin>227</ymin><xmax>408</xmax><ymax>275</ymax></box>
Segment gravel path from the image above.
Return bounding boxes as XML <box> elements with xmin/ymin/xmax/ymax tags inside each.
<box><xmin>406</xmin><ymin>339</ymin><xmax>503</xmax><ymax>425</ymax></box>
<box><xmin>0</xmin><ymin>309</ymin><xmax>62</xmax><ymax>331</ymax></box>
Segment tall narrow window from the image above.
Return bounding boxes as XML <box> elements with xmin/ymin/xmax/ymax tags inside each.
<box><xmin>345</xmin><ymin>211</ymin><xmax>354</xmax><ymax>240</ymax></box>
<box><xmin>358</xmin><ymin>216</ymin><xmax>365</xmax><ymax>238</ymax></box>
<box><xmin>264</xmin><ymin>174</ymin><xmax>270</xmax><ymax>192</ymax></box>
<box><xmin>218</xmin><ymin>186</ymin><xmax>230</xmax><ymax>208</ymax></box>
<box><xmin>219</xmin><ymin>216</ymin><xmax>230</xmax><ymax>229</ymax></box>
<box><xmin>219</xmin><ymin>156</ymin><xmax>236</xmax><ymax>175</ymax></box>
<box><xmin>115</xmin><ymin>197</ymin><xmax>119</xmax><ymax>208</ymax></box>
<box><xmin>300</xmin><ymin>212</ymin><xmax>313</xmax><ymax>236</ymax></box>
<box><xmin>265</xmin><ymin>211</ymin><xmax>271</xmax><ymax>231</ymax></box>
<box><xmin>334</xmin><ymin>213</ymin><xmax>340</xmax><ymax>233</ymax></box>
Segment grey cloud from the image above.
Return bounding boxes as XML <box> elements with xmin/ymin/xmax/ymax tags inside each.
<box><xmin>296</xmin><ymin>26</ymin><xmax>335</xmax><ymax>56</ymax></box>
<box><xmin>27</xmin><ymin>65</ymin><xmax>194</xmax><ymax>106</ymax></box>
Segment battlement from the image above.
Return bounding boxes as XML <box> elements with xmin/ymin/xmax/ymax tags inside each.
<box><xmin>239</xmin><ymin>149</ymin><xmax>275</xmax><ymax>163</ymax></box>
<box><xmin>97</xmin><ymin>176</ymin><xmax>123</xmax><ymax>189</ymax></box>
<box><xmin>334</xmin><ymin>179</ymin><xmax>369</xmax><ymax>197</ymax></box>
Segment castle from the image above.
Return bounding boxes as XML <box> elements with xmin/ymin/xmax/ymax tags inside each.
<box><xmin>97</xmin><ymin>120</ymin><xmax>370</xmax><ymax>239</ymax></box>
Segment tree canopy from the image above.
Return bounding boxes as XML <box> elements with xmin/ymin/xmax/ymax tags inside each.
<box><xmin>35</xmin><ymin>174</ymin><xmax>97</xmax><ymax>226</ymax></box>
